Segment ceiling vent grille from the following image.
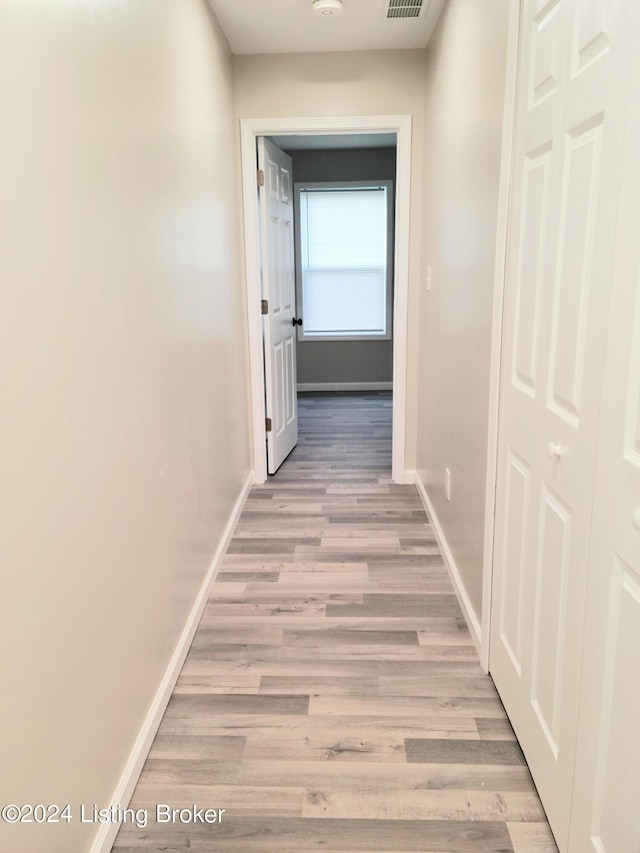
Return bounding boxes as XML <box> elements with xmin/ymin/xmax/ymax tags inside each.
<box><xmin>385</xmin><ymin>0</ymin><xmax>425</xmax><ymax>19</ymax></box>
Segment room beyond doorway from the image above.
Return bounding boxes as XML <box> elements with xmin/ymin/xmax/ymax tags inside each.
<box><xmin>239</xmin><ymin>115</ymin><xmax>413</xmax><ymax>486</ymax></box>
<box><xmin>287</xmin><ymin>145</ymin><xmax>395</xmax><ymax>395</ymax></box>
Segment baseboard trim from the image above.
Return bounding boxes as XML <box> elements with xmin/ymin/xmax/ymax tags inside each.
<box><xmin>409</xmin><ymin>469</ymin><xmax>482</xmax><ymax>653</ymax></box>
<box><xmin>89</xmin><ymin>471</ymin><xmax>254</xmax><ymax>853</ymax></box>
<box><xmin>297</xmin><ymin>382</ymin><xmax>393</xmax><ymax>393</ymax></box>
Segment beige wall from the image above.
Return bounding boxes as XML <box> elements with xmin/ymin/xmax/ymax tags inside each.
<box><xmin>416</xmin><ymin>0</ymin><xmax>508</xmax><ymax>619</ymax></box>
<box><xmin>234</xmin><ymin>50</ymin><xmax>428</xmax><ymax>466</ymax></box>
<box><xmin>0</xmin><ymin>2</ymin><xmax>249</xmax><ymax>852</ymax></box>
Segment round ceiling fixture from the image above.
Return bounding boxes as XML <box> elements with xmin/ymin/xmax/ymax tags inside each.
<box><xmin>313</xmin><ymin>0</ymin><xmax>343</xmax><ymax>15</ymax></box>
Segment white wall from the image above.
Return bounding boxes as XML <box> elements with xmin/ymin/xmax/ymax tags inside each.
<box><xmin>0</xmin><ymin>2</ymin><xmax>249</xmax><ymax>851</ymax></box>
<box><xmin>234</xmin><ymin>49</ymin><xmax>428</xmax><ymax>468</ymax></box>
<box><xmin>416</xmin><ymin>0</ymin><xmax>509</xmax><ymax>620</ymax></box>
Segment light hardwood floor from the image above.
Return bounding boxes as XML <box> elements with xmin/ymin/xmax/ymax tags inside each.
<box><xmin>114</xmin><ymin>392</ymin><xmax>557</xmax><ymax>852</ymax></box>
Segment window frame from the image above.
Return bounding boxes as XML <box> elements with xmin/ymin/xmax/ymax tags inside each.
<box><xmin>293</xmin><ymin>179</ymin><xmax>394</xmax><ymax>342</ymax></box>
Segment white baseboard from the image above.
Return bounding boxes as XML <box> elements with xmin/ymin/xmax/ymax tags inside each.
<box><xmin>297</xmin><ymin>382</ymin><xmax>393</xmax><ymax>393</ymax></box>
<box><xmin>408</xmin><ymin>469</ymin><xmax>482</xmax><ymax>653</ymax></box>
<box><xmin>90</xmin><ymin>471</ymin><xmax>254</xmax><ymax>853</ymax></box>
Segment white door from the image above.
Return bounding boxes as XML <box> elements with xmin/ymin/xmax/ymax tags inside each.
<box><xmin>490</xmin><ymin>0</ymin><xmax>632</xmax><ymax>847</ymax></box>
<box><xmin>257</xmin><ymin>137</ymin><xmax>298</xmax><ymax>474</ymax></box>
<box><xmin>568</xmin><ymin>8</ymin><xmax>640</xmax><ymax>851</ymax></box>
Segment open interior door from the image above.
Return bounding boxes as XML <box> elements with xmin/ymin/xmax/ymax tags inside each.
<box><xmin>257</xmin><ymin>137</ymin><xmax>298</xmax><ymax>474</ymax></box>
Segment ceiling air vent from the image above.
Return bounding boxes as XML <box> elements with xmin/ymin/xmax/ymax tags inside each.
<box><xmin>385</xmin><ymin>0</ymin><xmax>426</xmax><ymax>19</ymax></box>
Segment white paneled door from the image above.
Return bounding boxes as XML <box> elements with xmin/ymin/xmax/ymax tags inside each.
<box><xmin>257</xmin><ymin>137</ymin><xmax>298</xmax><ymax>475</ymax></box>
<box><xmin>490</xmin><ymin>0</ymin><xmax>633</xmax><ymax>849</ymax></box>
<box><xmin>568</xmin><ymin>8</ymin><xmax>640</xmax><ymax>851</ymax></box>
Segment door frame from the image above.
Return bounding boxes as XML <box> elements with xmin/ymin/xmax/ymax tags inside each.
<box><xmin>240</xmin><ymin>115</ymin><xmax>412</xmax><ymax>484</ymax></box>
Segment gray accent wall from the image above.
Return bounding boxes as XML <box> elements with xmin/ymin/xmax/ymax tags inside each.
<box><xmin>284</xmin><ymin>146</ymin><xmax>396</xmax><ymax>386</ymax></box>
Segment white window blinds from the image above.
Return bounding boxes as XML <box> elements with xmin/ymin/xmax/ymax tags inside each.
<box><xmin>299</xmin><ymin>187</ymin><xmax>388</xmax><ymax>336</ymax></box>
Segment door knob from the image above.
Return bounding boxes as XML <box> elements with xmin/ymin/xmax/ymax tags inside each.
<box><xmin>292</xmin><ymin>318</ymin><xmax>303</xmax><ymax>326</ymax></box>
<box><xmin>633</xmin><ymin>508</ymin><xmax>640</xmax><ymax>531</ymax></box>
<box><xmin>547</xmin><ymin>442</ymin><xmax>563</xmax><ymax>458</ymax></box>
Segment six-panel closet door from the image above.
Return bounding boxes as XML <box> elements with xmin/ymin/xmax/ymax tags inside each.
<box><xmin>489</xmin><ymin>0</ymin><xmax>633</xmax><ymax>849</ymax></box>
<box><xmin>567</xmin><ymin>6</ymin><xmax>640</xmax><ymax>850</ymax></box>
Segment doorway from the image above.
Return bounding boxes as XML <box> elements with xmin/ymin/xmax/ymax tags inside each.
<box><xmin>240</xmin><ymin>115</ymin><xmax>412</xmax><ymax>484</ymax></box>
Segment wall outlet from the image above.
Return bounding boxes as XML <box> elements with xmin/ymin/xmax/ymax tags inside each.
<box><xmin>445</xmin><ymin>467</ymin><xmax>451</xmax><ymax>501</ymax></box>
<box><xmin>426</xmin><ymin>264</ymin><xmax>432</xmax><ymax>292</ymax></box>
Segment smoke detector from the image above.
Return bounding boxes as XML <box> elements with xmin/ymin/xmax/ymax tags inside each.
<box><xmin>313</xmin><ymin>0</ymin><xmax>343</xmax><ymax>15</ymax></box>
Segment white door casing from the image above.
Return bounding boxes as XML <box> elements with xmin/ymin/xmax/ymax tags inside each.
<box><xmin>490</xmin><ymin>0</ymin><xmax>632</xmax><ymax>848</ymax></box>
<box><xmin>568</xmin><ymin>5</ymin><xmax>640</xmax><ymax>851</ymax></box>
<box><xmin>240</xmin><ymin>116</ymin><xmax>412</xmax><ymax>485</ymax></box>
<box><xmin>257</xmin><ymin>137</ymin><xmax>298</xmax><ymax>474</ymax></box>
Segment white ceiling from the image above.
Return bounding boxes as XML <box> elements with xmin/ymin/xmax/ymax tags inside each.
<box><xmin>270</xmin><ymin>132</ymin><xmax>397</xmax><ymax>150</ymax></box>
<box><xmin>208</xmin><ymin>0</ymin><xmax>445</xmax><ymax>55</ymax></box>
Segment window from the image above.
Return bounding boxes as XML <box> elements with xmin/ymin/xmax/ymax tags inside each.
<box><xmin>294</xmin><ymin>181</ymin><xmax>393</xmax><ymax>341</ymax></box>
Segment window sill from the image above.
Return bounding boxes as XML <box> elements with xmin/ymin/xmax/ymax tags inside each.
<box><xmin>298</xmin><ymin>332</ymin><xmax>392</xmax><ymax>343</ymax></box>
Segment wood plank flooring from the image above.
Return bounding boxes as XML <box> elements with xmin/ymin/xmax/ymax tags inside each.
<box><xmin>114</xmin><ymin>392</ymin><xmax>557</xmax><ymax>852</ymax></box>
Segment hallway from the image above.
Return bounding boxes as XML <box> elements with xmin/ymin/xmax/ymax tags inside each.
<box><xmin>114</xmin><ymin>393</ymin><xmax>557</xmax><ymax>852</ymax></box>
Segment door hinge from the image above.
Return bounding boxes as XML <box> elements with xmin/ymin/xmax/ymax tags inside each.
<box><xmin>261</xmin><ymin>299</ymin><xmax>268</xmax><ymax>315</ymax></box>
<box><xmin>257</xmin><ymin>169</ymin><xmax>265</xmax><ymax>188</ymax></box>
<box><xmin>265</xmin><ymin>417</ymin><xmax>272</xmax><ymax>432</ymax></box>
